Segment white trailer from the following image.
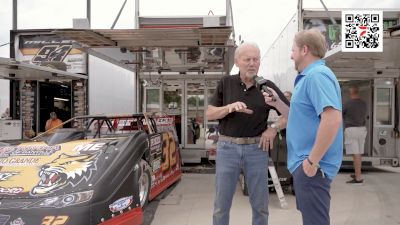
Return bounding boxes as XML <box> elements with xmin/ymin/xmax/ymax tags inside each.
<box><xmin>262</xmin><ymin>9</ymin><xmax>400</xmax><ymax>167</ymax></box>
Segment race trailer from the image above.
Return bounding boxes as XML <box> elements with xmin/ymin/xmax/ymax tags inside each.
<box><xmin>260</xmin><ymin>9</ymin><xmax>400</xmax><ymax>168</ymax></box>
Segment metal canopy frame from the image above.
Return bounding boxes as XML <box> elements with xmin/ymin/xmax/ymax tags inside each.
<box><xmin>324</xmin><ymin>38</ymin><xmax>400</xmax><ymax>79</ymax></box>
<box><xmin>53</xmin><ymin>27</ymin><xmax>233</xmax><ymax>50</ymax></box>
<box><xmin>302</xmin><ymin>8</ymin><xmax>400</xmax><ymax>79</ymax></box>
<box><xmin>53</xmin><ymin>26</ymin><xmax>235</xmax><ymax>73</ymax></box>
<box><xmin>0</xmin><ymin>57</ymin><xmax>87</xmax><ymax>81</ymax></box>
<box><xmin>51</xmin><ymin>0</ymin><xmax>236</xmax><ymax>76</ymax></box>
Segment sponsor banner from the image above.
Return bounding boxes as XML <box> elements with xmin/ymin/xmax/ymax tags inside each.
<box><xmin>16</xmin><ymin>34</ymin><xmax>87</xmax><ymax>74</ymax></box>
<box><xmin>303</xmin><ymin>19</ymin><xmax>341</xmax><ymax>51</ymax></box>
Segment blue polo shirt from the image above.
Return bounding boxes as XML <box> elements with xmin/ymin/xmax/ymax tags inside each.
<box><xmin>287</xmin><ymin>59</ymin><xmax>343</xmax><ymax>180</ymax></box>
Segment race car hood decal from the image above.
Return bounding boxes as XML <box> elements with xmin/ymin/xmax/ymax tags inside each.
<box><xmin>0</xmin><ymin>139</ymin><xmax>115</xmax><ymax>198</ymax></box>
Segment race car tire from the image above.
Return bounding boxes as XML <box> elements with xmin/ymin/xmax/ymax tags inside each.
<box><xmin>138</xmin><ymin>159</ymin><xmax>151</xmax><ymax>207</ymax></box>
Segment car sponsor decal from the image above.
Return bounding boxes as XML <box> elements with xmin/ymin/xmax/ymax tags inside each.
<box><xmin>150</xmin><ymin>134</ymin><xmax>161</xmax><ymax>148</ymax></box>
<box><xmin>0</xmin><ymin>187</ymin><xmax>24</xmax><ymax>195</ymax></box>
<box><xmin>154</xmin><ymin>116</ymin><xmax>179</xmax><ymax>142</ymax></box>
<box><xmin>0</xmin><ymin>145</ymin><xmax>61</xmax><ymax>157</ymax></box>
<box><xmin>109</xmin><ymin>196</ymin><xmax>133</xmax><ymax>213</ymax></box>
<box><xmin>154</xmin><ymin>117</ymin><xmax>174</xmax><ymax>126</ymax></box>
<box><xmin>72</xmin><ymin>143</ymin><xmax>106</xmax><ymax>152</ymax></box>
<box><xmin>152</xmin><ymin>158</ymin><xmax>161</xmax><ymax>172</ymax></box>
<box><xmin>151</xmin><ymin>164</ymin><xmax>180</xmax><ymax>188</ymax></box>
<box><xmin>0</xmin><ymin>172</ymin><xmax>18</xmax><ymax>181</ymax></box>
<box><xmin>149</xmin><ymin>134</ymin><xmax>162</xmax><ymax>155</ymax></box>
<box><xmin>0</xmin><ymin>157</ymin><xmax>40</xmax><ymax>166</ymax></box>
<box><xmin>31</xmin><ymin>153</ymin><xmax>99</xmax><ymax>196</ymax></box>
<box><xmin>0</xmin><ymin>140</ymin><xmax>102</xmax><ymax>197</ymax></box>
<box><xmin>9</xmin><ymin>217</ymin><xmax>25</xmax><ymax>225</ymax></box>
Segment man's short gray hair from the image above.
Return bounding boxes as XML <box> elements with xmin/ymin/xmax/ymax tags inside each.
<box><xmin>234</xmin><ymin>42</ymin><xmax>261</xmax><ymax>59</ymax></box>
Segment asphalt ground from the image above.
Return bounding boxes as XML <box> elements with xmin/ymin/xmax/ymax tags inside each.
<box><xmin>144</xmin><ymin>165</ymin><xmax>400</xmax><ymax>225</ymax></box>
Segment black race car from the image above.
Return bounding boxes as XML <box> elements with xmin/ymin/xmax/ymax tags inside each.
<box><xmin>0</xmin><ymin>114</ymin><xmax>182</xmax><ymax>225</ymax></box>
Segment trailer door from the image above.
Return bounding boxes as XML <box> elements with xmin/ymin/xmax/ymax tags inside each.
<box><xmin>373</xmin><ymin>79</ymin><xmax>396</xmax><ymax>158</ymax></box>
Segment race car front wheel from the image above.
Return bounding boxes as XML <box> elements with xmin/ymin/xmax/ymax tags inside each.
<box><xmin>138</xmin><ymin>159</ymin><xmax>151</xmax><ymax>207</ymax></box>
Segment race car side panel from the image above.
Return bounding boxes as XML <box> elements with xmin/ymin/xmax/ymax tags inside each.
<box><xmin>0</xmin><ymin>131</ymin><xmax>147</xmax><ymax>225</ymax></box>
<box><xmin>98</xmin><ymin>207</ymin><xmax>142</xmax><ymax>225</ymax></box>
<box><xmin>90</xmin><ymin>131</ymin><xmax>148</xmax><ymax>224</ymax></box>
<box><xmin>0</xmin><ymin>204</ymin><xmax>91</xmax><ymax>225</ymax></box>
<box><xmin>148</xmin><ymin>131</ymin><xmax>182</xmax><ymax>201</ymax></box>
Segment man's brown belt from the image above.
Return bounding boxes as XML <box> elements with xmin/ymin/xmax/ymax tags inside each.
<box><xmin>218</xmin><ymin>135</ymin><xmax>261</xmax><ymax>145</ymax></box>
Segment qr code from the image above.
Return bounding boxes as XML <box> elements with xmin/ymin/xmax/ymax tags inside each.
<box><xmin>342</xmin><ymin>11</ymin><xmax>383</xmax><ymax>52</ymax></box>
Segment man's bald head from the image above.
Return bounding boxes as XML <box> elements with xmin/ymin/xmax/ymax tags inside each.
<box><xmin>234</xmin><ymin>42</ymin><xmax>261</xmax><ymax>59</ymax></box>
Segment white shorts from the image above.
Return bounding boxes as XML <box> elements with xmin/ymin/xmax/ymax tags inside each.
<box><xmin>344</xmin><ymin>127</ymin><xmax>367</xmax><ymax>155</ymax></box>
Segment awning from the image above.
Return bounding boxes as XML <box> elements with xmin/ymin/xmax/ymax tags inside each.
<box><xmin>324</xmin><ymin>38</ymin><xmax>400</xmax><ymax>79</ymax></box>
<box><xmin>0</xmin><ymin>57</ymin><xmax>87</xmax><ymax>81</ymax></box>
<box><xmin>53</xmin><ymin>27</ymin><xmax>234</xmax><ymax>50</ymax></box>
<box><xmin>53</xmin><ymin>27</ymin><xmax>235</xmax><ymax>73</ymax></box>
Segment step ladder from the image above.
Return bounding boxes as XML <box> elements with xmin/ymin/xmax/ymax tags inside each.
<box><xmin>239</xmin><ymin>158</ymin><xmax>288</xmax><ymax>209</ymax></box>
<box><xmin>268</xmin><ymin>158</ymin><xmax>288</xmax><ymax>209</ymax></box>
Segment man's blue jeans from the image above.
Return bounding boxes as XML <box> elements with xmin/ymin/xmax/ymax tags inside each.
<box><xmin>213</xmin><ymin>141</ymin><xmax>269</xmax><ymax>225</ymax></box>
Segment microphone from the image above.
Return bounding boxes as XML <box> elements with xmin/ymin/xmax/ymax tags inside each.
<box><xmin>253</xmin><ymin>76</ymin><xmax>276</xmax><ymax>101</ymax></box>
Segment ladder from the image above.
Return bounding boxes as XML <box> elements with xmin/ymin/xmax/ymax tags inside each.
<box><xmin>268</xmin><ymin>158</ymin><xmax>288</xmax><ymax>209</ymax></box>
<box><xmin>239</xmin><ymin>158</ymin><xmax>288</xmax><ymax>209</ymax></box>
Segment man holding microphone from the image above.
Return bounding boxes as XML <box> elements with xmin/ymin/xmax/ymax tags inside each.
<box><xmin>264</xmin><ymin>29</ymin><xmax>343</xmax><ymax>225</ymax></box>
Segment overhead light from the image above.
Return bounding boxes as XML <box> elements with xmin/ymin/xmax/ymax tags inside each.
<box><xmin>54</xmin><ymin>97</ymin><xmax>69</xmax><ymax>102</ymax></box>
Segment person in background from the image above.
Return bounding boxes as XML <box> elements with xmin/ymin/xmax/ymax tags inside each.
<box><xmin>343</xmin><ymin>86</ymin><xmax>367</xmax><ymax>185</ymax></box>
<box><xmin>45</xmin><ymin>111</ymin><xmax>63</xmax><ymax>132</ymax></box>
<box><xmin>207</xmin><ymin>42</ymin><xmax>289</xmax><ymax>225</ymax></box>
<box><xmin>264</xmin><ymin>29</ymin><xmax>343</xmax><ymax>225</ymax></box>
